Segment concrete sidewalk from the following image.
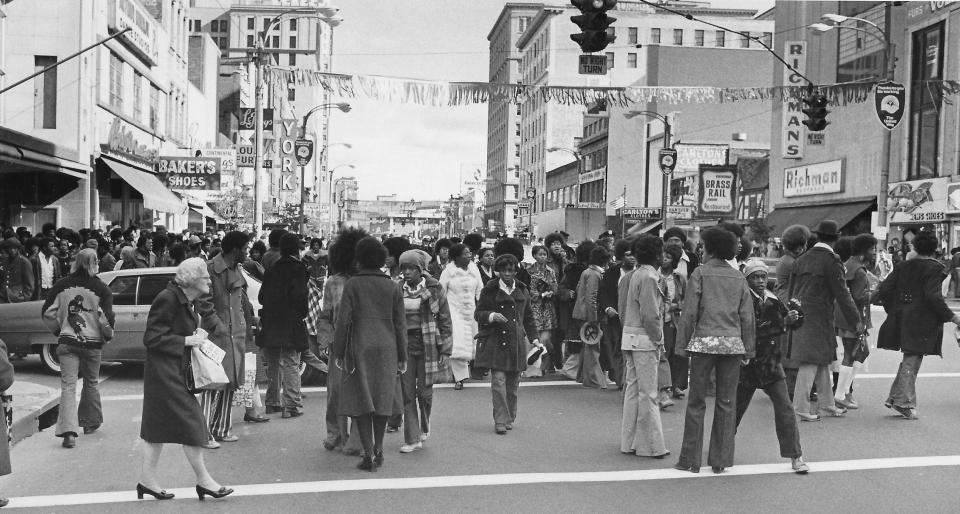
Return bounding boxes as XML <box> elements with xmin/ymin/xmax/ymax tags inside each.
<box><xmin>7</xmin><ymin>381</ymin><xmax>59</xmax><ymax>447</ymax></box>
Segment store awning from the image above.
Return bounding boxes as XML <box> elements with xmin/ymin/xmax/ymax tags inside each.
<box><xmin>627</xmin><ymin>220</ymin><xmax>663</xmax><ymax>235</ymax></box>
<box><xmin>102</xmin><ymin>158</ymin><xmax>185</xmax><ymax>214</ymax></box>
<box><xmin>765</xmin><ymin>200</ymin><xmax>874</xmax><ymax>233</ymax></box>
<box><xmin>189</xmin><ymin>202</ymin><xmax>224</xmax><ymax>223</ymax></box>
<box><xmin>0</xmin><ymin>142</ymin><xmax>90</xmax><ymax>179</ymax></box>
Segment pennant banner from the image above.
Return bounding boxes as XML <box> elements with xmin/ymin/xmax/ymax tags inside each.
<box><xmin>266</xmin><ymin>67</ymin><xmax>960</xmax><ymax>108</ymax></box>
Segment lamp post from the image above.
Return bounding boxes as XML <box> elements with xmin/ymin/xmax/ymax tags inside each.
<box><xmin>327</xmin><ymin>163</ymin><xmax>355</xmax><ymax>235</ymax></box>
<box><xmin>625</xmin><ymin>110</ymin><xmax>673</xmax><ymax>228</ymax></box>
<box><xmin>296</xmin><ymin>103</ymin><xmax>351</xmax><ymax>235</ymax></box>
<box><xmin>252</xmin><ymin>7</ymin><xmax>341</xmax><ymax>233</ymax></box>
<box><xmin>810</xmin><ymin>10</ymin><xmax>894</xmax><ymax>228</ymax></box>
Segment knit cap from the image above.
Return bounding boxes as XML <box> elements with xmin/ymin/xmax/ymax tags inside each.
<box><xmin>398</xmin><ymin>249</ymin><xmax>431</xmax><ymax>274</ymax></box>
<box><xmin>742</xmin><ymin>259</ymin><xmax>768</xmax><ymax>278</ymax></box>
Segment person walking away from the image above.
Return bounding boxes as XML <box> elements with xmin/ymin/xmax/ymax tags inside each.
<box><xmin>438</xmin><ymin>245</ymin><xmax>481</xmax><ymax>389</ymax></box>
<box><xmin>674</xmin><ymin>227</ymin><xmax>755</xmax><ymax>474</ymax></box>
<box><xmin>261</xmin><ymin>229</ymin><xmax>286</xmax><ymax>271</ymax></box>
<box><xmin>527</xmin><ymin>245</ymin><xmax>559</xmax><ymax>376</ymax></box>
<box><xmin>774</xmin><ymin>225</ymin><xmax>811</xmax><ymax>399</ymax></box>
<box><xmin>41</xmin><ymin>249</ymin><xmax>113</xmax><ymax>449</ymax></box>
<box><xmin>475</xmin><ymin>254</ymin><xmax>541</xmax><ymax>435</ymax></box>
<box><xmin>598</xmin><ymin>240</ymin><xmax>634</xmax><ymax>390</ymax></box>
<box><xmin>258</xmin><ymin>233</ymin><xmax>309</xmax><ymax>418</ymax></box>
<box><xmin>31</xmin><ymin>237</ymin><xmax>62</xmax><ymax>301</ymax></box>
<box><xmin>834</xmin><ymin>234</ymin><xmax>879</xmax><ymax>410</ymax></box>
<box><xmin>398</xmin><ymin>250</ymin><xmax>452</xmax><ymax>453</ymax></box>
<box><xmin>876</xmin><ymin>230</ymin><xmax>960</xmax><ymax>419</ymax></box>
<box><xmin>318</xmin><ymin>228</ymin><xmax>367</xmax><ymax>455</ymax></box>
<box><xmin>736</xmin><ymin>260</ymin><xmax>808</xmax><ymax>474</ymax></box>
<box><xmin>660</xmin><ymin>245</ymin><xmax>686</xmax><ymax>404</ymax></box>
<box><xmin>558</xmin><ymin>241</ymin><xmax>597</xmax><ymax>380</ymax></box>
<box><xmin>0</xmin><ymin>238</ymin><xmax>35</xmax><ymax>303</ymax></box>
<box><xmin>0</xmin><ymin>338</ymin><xmax>13</xmax><ymax>506</ymax></box>
<box><xmin>619</xmin><ymin>235</ymin><xmax>669</xmax><ymax>458</ymax></box>
<box><xmin>138</xmin><ymin>258</ymin><xmax>233</xmax><ymax>501</ymax></box>
<box><xmin>573</xmin><ymin>246</ymin><xmax>608</xmax><ymax>389</ymax></box>
<box><xmin>788</xmin><ymin>220</ymin><xmax>860</xmax><ymax>422</ymax></box>
<box><xmin>197</xmin><ymin>232</ymin><xmax>254</xmax><ymax>447</ymax></box>
<box><xmin>332</xmin><ymin>237</ymin><xmax>408</xmax><ymax>471</ymax></box>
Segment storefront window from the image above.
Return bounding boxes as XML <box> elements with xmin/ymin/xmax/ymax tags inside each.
<box><xmin>109</xmin><ymin>53</ymin><xmax>123</xmax><ymax>111</ymax></box>
<box><xmin>908</xmin><ymin>22</ymin><xmax>944</xmax><ymax>179</ymax></box>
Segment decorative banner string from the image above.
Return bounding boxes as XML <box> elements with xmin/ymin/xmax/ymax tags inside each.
<box><xmin>265</xmin><ymin>67</ymin><xmax>960</xmax><ymax>108</ymax></box>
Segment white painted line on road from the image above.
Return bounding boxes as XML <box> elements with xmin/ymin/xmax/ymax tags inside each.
<box><xmin>856</xmin><ymin>373</ymin><xmax>960</xmax><ymax>379</ymax></box>
<box><xmin>101</xmin><ymin>380</ymin><xmax>586</xmax><ymax>401</ymax></box>
<box><xmin>9</xmin><ymin>455</ymin><xmax>960</xmax><ymax>508</ymax></box>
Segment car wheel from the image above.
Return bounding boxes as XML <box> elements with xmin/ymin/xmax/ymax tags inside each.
<box><xmin>38</xmin><ymin>344</ymin><xmax>61</xmax><ymax>375</ymax></box>
<box><xmin>299</xmin><ymin>361</ymin><xmax>325</xmax><ymax>386</ymax></box>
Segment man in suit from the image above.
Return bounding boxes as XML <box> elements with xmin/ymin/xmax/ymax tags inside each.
<box><xmin>788</xmin><ymin>220</ymin><xmax>860</xmax><ymax>422</ymax></box>
<box><xmin>599</xmin><ymin>240</ymin><xmax>637</xmax><ymax>389</ymax></box>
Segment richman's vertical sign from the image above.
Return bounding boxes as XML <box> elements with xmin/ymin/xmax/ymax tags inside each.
<box><xmin>782</xmin><ymin>42</ymin><xmax>806</xmax><ymax>159</ymax></box>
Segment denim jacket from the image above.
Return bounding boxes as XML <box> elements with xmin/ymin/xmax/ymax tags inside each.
<box><xmin>676</xmin><ymin>259</ymin><xmax>756</xmax><ymax>358</ymax></box>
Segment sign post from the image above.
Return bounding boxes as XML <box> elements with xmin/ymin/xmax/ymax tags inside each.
<box><xmin>295</xmin><ymin>138</ymin><xmax>315</xmax><ymax>235</ymax></box>
<box><xmin>874</xmin><ymin>81</ymin><xmax>905</xmax><ymax>130</ymax></box>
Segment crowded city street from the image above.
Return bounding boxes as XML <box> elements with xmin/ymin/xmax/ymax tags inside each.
<box><xmin>5</xmin><ymin>0</ymin><xmax>960</xmax><ymax>511</ymax></box>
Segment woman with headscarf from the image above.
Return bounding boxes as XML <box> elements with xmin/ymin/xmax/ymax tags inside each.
<box><xmin>438</xmin><ymin>243</ymin><xmax>481</xmax><ymax>389</ymax></box>
<box><xmin>398</xmin><ymin>249</ymin><xmax>452</xmax><ymax>452</ymax></box>
<box><xmin>137</xmin><ymin>258</ymin><xmax>233</xmax><ymax>501</ymax></box>
<box><xmin>332</xmin><ymin>237</ymin><xmax>407</xmax><ymax>471</ymax></box>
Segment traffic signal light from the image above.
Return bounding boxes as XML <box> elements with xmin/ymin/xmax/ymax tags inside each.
<box><xmin>801</xmin><ymin>93</ymin><xmax>830</xmax><ymax>131</ymax></box>
<box><xmin>570</xmin><ymin>0</ymin><xmax>617</xmax><ymax>53</ymax></box>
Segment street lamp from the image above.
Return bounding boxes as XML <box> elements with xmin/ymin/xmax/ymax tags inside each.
<box><xmin>809</xmin><ymin>12</ymin><xmax>894</xmax><ymax>228</ymax></box>
<box><xmin>296</xmin><ymin>103</ymin><xmax>351</xmax><ymax>235</ymax></box>
<box><xmin>624</xmin><ymin>110</ymin><xmax>673</xmax><ymax>228</ymax></box>
<box><xmin>252</xmin><ymin>7</ymin><xmax>341</xmax><ymax>233</ymax></box>
<box><xmin>332</xmin><ymin>173</ymin><xmax>355</xmax><ymax>233</ymax></box>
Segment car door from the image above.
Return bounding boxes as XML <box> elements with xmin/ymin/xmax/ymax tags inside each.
<box><xmin>128</xmin><ymin>274</ymin><xmax>175</xmax><ymax>361</ymax></box>
<box><xmin>101</xmin><ymin>275</ymin><xmax>139</xmax><ymax>362</ymax></box>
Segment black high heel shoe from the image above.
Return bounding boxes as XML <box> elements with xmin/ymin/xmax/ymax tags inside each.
<box><xmin>196</xmin><ymin>485</ymin><xmax>234</xmax><ymax>500</ymax></box>
<box><xmin>137</xmin><ymin>483</ymin><xmax>174</xmax><ymax>500</ymax></box>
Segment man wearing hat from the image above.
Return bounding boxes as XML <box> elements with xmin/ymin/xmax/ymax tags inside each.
<box><xmin>787</xmin><ymin>220</ymin><xmax>860</xmax><ymax>421</ymax></box>
<box><xmin>663</xmin><ymin>227</ymin><xmax>699</xmax><ymax>282</ymax></box>
<box><xmin>0</xmin><ymin>237</ymin><xmax>36</xmax><ymax>303</ymax></box>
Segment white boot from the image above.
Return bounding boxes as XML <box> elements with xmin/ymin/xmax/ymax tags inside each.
<box><xmin>834</xmin><ymin>366</ymin><xmax>854</xmax><ymax>406</ymax></box>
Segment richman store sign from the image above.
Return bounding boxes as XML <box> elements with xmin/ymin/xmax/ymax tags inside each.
<box><xmin>100</xmin><ymin>117</ymin><xmax>158</xmax><ymax>168</ymax></box>
<box><xmin>783</xmin><ymin>159</ymin><xmax>844</xmax><ymax>197</ymax></box>
<box><xmin>109</xmin><ymin>0</ymin><xmax>159</xmax><ymax>66</ymax></box>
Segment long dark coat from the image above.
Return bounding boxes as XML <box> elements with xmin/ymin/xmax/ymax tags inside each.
<box><xmin>332</xmin><ymin>271</ymin><xmax>407</xmax><ymax>416</ymax></box>
<box><xmin>198</xmin><ymin>255</ymin><xmax>252</xmax><ymax>388</ymax></box>
<box><xmin>258</xmin><ymin>256</ymin><xmax>309</xmax><ymax>351</ymax></box>
<box><xmin>140</xmin><ymin>284</ymin><xmax>208</xmax><ymax>446</ymax></box>
<box><xmin>876</xmin><ymin>257</ymin><xmax>955</xmax><ymax>356</ymax></box>
<box><xmin>0</xmin><ymin>338</ymin><xmax>13</xmax><ymax>475</ymax></box>
<box><xmin>474</xmin><ymin>279</ymin><xmax>538</xmax><ymax>372</ymax></box>
<box><xmin>787</xmin><ymin>245</ymin><xmax>860</xmax><ymax>365</ymax></box>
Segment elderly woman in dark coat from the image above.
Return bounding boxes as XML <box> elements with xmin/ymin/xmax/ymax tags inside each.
<box><xmin>138</xmin><ymin>258</ymin><xmax>232</xmax><ymax>501</ymax></box>
<box><xmin>332</xmin><ymin>237</ymin><xmax>407</xmax><ymax>472</ymax></box>
<box><xmin>475</xmin><ymin>254</ymin><xmax>541</xmax><ymax>435</ymax></box>
<box><xmin>876</xmin><ymin>230</ymin><xmax>960</xmax><ymax>420</ymax></box>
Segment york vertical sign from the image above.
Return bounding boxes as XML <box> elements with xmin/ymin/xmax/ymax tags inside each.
<box><xmin>782</xmin><ymin>42</ymin><xmax>806</xmax><ymax>159</ymax></box>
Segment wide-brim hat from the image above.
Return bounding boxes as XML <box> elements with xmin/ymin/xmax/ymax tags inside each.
<box><xmin>580</xmin><ymin>321</ymin><xmax>603</xmax><ymax>346</ymax></box>
<box><xmin>813</xmin><ymin>219</ymin><xmax>840</xmax><ymax>237</ymax></box>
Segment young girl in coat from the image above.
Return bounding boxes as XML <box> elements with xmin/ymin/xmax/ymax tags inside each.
<box><xmin>736</xmin><ymin>260</ymin><xmax>809</xmax><ymax>474</ymax></box>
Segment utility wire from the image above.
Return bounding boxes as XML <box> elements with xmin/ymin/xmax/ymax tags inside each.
<box><xmin>635</xmin><ymin>0</ymin><xmax>812</xmax><ymax>85</ymax></box>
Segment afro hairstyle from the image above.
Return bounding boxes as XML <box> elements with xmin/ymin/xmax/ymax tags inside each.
<box><xmin>463</xmin><ymin>233</ymin><xmax>483</xmax><ymax>254</ymax></box>
<box><xmin>781</xmin><ymin>224</ymin><xmax>811</xmax><ymax>253</ymax></box>
<box><xmin>701</xmin><ymin>226</ymin><xmax>738</xmax><ymax>261</ymax></box>
<box><xmin>328</xmin><ymin>227</ymin><xmax>368</xmax><ymax>274</ymax></box>
<box><xmin>356</xmin><ymin>236</ymin><xmax>388</xmax><ymax>270</ymax></box>
<box><xmin>631</xmin><ymin>234</ymin><xmax>664</xmax><ymax>267</ymax></box>
<box><xmin>494</xmin><ymin>237</ymin><xmax>524</xmax><ymax>261</ymax></box>
<box><xmin>383</xmin><ymin>236</ymin><xmax>412</xmax><ymax>262</ymax></box>
<box><xmin>575</xmin><ymin>239</ymin><xmax>598</xmax><ymax>264</ymax></box>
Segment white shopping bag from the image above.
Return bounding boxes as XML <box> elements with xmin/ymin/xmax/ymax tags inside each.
<box><xmin>190</xmin><ymin>346</ymin><xmax>229</xmax><ymax>390</ymax></box>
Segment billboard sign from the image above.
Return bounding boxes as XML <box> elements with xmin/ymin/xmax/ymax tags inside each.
<box><xmin>698</xmin><ymin>165</ymin><xmax>737</xmax><ymax>218</ymax></box>
<box><xmin>156</xmin><ymin>156</ymin><xmax>221</xmax><ymax>190</ymax></box>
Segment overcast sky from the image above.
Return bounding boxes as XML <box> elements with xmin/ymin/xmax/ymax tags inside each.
<box><xmin>328</xmin><ymin>0</ymin><xmax>774</xmax><ymax>200</ymax></box>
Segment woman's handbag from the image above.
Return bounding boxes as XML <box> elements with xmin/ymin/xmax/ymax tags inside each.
<box><xmin>190</xmin><ymin>340</ymin><xmax>229</xmax><ymax>390</ymax></box>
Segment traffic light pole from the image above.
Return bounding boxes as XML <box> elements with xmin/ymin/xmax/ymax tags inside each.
<box><xmin>661</xmin><ymin>120</ymin><xmax>672</xmax><ymax>229</ymax></box>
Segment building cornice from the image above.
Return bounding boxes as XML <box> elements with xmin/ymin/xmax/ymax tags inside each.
<box><xmin>487</xmin><ymin>2</ymin><xmax>545</xmax><ymax>42</ymax></box>
<box><xmin>517</xmin><ymin>7</ymin><xmax>565</xmax><ymax>49</ymax></box>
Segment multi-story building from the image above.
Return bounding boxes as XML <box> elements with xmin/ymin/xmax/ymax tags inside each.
<box><xmin>765</xmin><ymin>2</ymin><xmax>957</xmax><ymax>249</ymax></box>
<box><xmin>485</xmin><ymin>3</ymin><xmax>541</xmax><ymax>236</ymax></box>
<box><xmin>1</xmin><ymin>0</ymin><xmax>203</xmax><ymax>232</ymax></box>
<box><xmin>188</xmin><ymin>0</ymin><xmax>338</xmax><ymax>231</ymax></box>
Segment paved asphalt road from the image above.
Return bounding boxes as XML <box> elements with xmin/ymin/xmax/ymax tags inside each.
<box><xmin>5</xmin><ymin>309</ymin><xmax>960</xmax><ymax>512</ymax></box>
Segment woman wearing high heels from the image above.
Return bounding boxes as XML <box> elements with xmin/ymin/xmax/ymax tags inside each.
<box><xmin>137</xmin><ymin>258</ymin><xmax>233</xmax><ymax>501</ymax></box>
<box><xmin>333</xmin><ymin>237</ymin><xmax>408</xmax><ymax>471</ymax></box>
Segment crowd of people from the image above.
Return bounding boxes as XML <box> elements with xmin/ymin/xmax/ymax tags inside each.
<box><xmin>0</xmin><ymin>215</ymin><xmax>958</xmax><ymax>502</ymax></box>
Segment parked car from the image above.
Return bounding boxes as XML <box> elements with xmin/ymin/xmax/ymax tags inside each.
<box><xmin>0</xmin><ymin>267</ymin><xmax>321</xmax><ymax>379</ymax></box>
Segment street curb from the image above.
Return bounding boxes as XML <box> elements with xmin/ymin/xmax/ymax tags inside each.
<box><xmin>10</xmin><ymin>394</ymin><xmax>59</xmax><ymax>447</ymax></box>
